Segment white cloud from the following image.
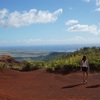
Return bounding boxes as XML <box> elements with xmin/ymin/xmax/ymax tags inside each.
<box><xmin>67</xmin><ymin>24</ymin><xmax>100</xmax><ymax>35</ymax></box>
<box><xmin>65</xmin><ymin>20</ymin><xmax>78</xmax><ymax>25</ymax></box>
<box><xmin>0</xmin><ymin>8</ymin><xmax>8</xmax><ymax>19</ymax></box>
<box><xmin>94</xmin><ymin>6</ymin><xmax>100</xmax><ymax>11</ymax></box>
<box><xmin>70</xmin><ymin>36</ymin><xmax>100</xmax><ymax>44</ymax></box>
<box><xmin>83</xmin><ymin>0</ymin><xmax>100</xmax><ymax>12</ymax></box>
<box><xmin>83</xmin><ymin>0</ymin><xmax>91</xmax><ymax>3</ymax></box>
<box><xmin>1</xmin><ymin>37</ymin><xmax>100</xmax><ymax>45</ymax></box>
<box><xmin>67</xmin><ymin>24</ymin><xmax>89</xmax><ymax>32</ymax></box>
<box><xmin>96</xmin><ymin>0</ymin><xmax>100</xmax><ymax>6</ymax></box>
<box><xmin>0</xmin><ymin>8</ymin><xmax>63</xmax><ymax>28</ymax></box>
<box><xmin>94</xmin><ymin>0</ymin><xmax>100</xmax><ymax>11</ymax></box>
<box><xmin>94</xmin><ymin>7</ymin><xmax>100</xmax><ymax>11</ymax></box>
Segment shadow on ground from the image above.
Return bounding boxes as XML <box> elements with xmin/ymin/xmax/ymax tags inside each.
<box><xmin>62</xmin><ymin>83</ymin><xmax>83</xmax><ymax>89</ymax></box>
<box><xmin>86</xmin><ymin>84</ymin><xmax>100</xmax><ymax>88</ymax></box>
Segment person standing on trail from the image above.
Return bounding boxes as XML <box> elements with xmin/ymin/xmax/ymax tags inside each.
<box><xmin>81</xmin><ymin>55</ymin><xmax>90</xmax><ymax>84</ymax></box>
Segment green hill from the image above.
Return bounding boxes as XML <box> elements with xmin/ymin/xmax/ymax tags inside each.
<box><xmin>0</xmin><ymin>47</ymin><xmax>100</xmax><ymax>73</ymax></box>
<box><xmin>44</xmin><ymin>47</ymin><xmax>100</xmax><ymax>73</ymax></box>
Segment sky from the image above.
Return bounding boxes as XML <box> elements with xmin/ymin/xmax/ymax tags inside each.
<box><xmin>0</xmin><ymin>0</ymin><xmax>100</xmax><ymax>46</ymax></box>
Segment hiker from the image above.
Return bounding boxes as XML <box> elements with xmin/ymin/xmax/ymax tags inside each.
<box><xmin>81</xmin><ymin>55</ymin><xmax>90</xmax><ymax>84</ymax></box>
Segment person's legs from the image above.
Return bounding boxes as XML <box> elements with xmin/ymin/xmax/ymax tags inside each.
<box><xmin>85</xmin><ymin>71</ymin><xmax>88</xmax><ymax>83</ymax></box>
<box><xmin>82</xmin><ymin>67</ymin><xmax>88</xmax><ymax>84</ymax></box>
<box><xmin>83</xmin><ymin>72</ymin><xmax>85</xmax><ymax>84</ymax></box>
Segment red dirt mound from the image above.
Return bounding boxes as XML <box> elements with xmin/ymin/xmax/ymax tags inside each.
<box><xmin>0</xmin><ymin>68</ymin><xmax>100</xmax><ymax>100</ymax></box>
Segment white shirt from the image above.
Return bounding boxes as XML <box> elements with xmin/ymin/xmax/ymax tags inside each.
<box><xmin>82</xmin><ymin>60</ymin><xmax>88</xmax><ymax>67</ymax></box>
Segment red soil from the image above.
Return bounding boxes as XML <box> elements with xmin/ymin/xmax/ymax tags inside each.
<box><xmin>0</xmin><ymin>68</ymin><xmax>100</xmax><ymax>100</ymax></box>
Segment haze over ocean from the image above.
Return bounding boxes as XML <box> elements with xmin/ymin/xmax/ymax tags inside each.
<box><xmin>0</xmin><ymin>44</ymin><xmax>99</xmax><ymax>52</ymax></box>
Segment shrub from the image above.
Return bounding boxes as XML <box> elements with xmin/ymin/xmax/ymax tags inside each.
<box><xmin>21</xmin><ymin>60</ymin><xmax>45</xmax><ymax>71</ymax></box>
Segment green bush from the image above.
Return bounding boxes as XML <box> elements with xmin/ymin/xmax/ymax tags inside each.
<box><xmin>21</xmin><ymin>60</ymin><xmax>45</xmax><ymax>71</ymax></box>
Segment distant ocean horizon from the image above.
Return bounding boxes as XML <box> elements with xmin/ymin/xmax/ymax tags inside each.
<box><xmin>0</xmin><ymin>44</ymin><xmax>100</xmax><ymax>52</ymax></box>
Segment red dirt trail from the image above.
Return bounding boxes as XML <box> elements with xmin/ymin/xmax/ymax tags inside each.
<box><xmin>0</xmin><ymin>68</ymin><xmax>100</xmax><ymax>100</ymax></box>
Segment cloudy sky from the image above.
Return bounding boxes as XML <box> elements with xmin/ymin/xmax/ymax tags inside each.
<box><xmin>0</xmin><ymin>0</ymin><xmax>100</xmax><ymax>46</ymax></box>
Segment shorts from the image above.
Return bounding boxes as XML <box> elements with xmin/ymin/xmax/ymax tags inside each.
<box><xmin>82</xmin><ymin>67</ymin><xmax>88</xmax><ymax>72</ymax></box>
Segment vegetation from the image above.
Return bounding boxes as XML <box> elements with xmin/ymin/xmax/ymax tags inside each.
<box><xmin>21</xmin><ymin>60</ymin><xmax>45</xmax><ymax>71</ymax></box>
<box><xmin>0</xmin><ymin>47</ymin><xmax>100</xmax><ymax>73</ymax></box>
<box><xmin>44</xmin><ymin>47</ymin><xmax>100</xmax><ymax>73</ymax></box>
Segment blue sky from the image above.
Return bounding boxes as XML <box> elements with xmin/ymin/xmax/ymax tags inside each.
<box><xmin>0</xmin><ymin>0</ymin><xmax>100</xmax><ymax>46</ymax></box>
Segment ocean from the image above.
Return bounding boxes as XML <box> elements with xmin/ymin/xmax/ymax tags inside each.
<box><xmin>0</xmin><ymin>44</ymin><xmax>100</xmax><ymax>52</ymax></box>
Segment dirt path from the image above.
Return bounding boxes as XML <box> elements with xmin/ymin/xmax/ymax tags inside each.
<box><xmin>0</xmin><ymin>68</ymin><xmax>100</xmax><ymax>100</ymax></box>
